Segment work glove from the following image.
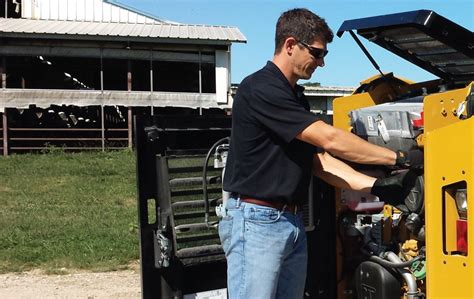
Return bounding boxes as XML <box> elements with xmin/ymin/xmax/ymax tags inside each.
<box><xmin>395</xmin><ymin>149</ymin><xmax>424</xmax><ymax>168</ymax></box>
<box><xmin>370</xmin><ymin>169</ymin><xmax>422</xmax><ymax>206</ymax></box>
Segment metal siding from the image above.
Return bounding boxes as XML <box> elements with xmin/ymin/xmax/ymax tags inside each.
<box><xmin>215</xmin><ymin>50</ymin><xmax>229</xmax><ymax>103</ymax></box>
<box><xmin>102</xmin><ymin>2</ymin><xmax>111</xmax><ymax>23</ymax></box>
<box><xmin>18</xmin><ymin>1</ymin><xmax>243</xmax><ymax>31</ymax></box>
<box><xmin>93</xmin><ymin>0</ymin><xmax>103</xmax><ymax>22</ymax></box>
<box><xmin>66</xmin><ymin>0</ymin><xmax>76</xmax><ymax>21</ymax></box>
<box><xmin>39</xmin><ymin>0</ymin><xmax>49</xmax><ymax>20</ymax></box>
<box><xmin>119</xmin><ymin>7</ymin><xmax>128</xmax><ymax>23</ymax></box>
<box><xmin>136</xmin><ymin>15</ymin><xmax>146</xmax><ymax>24</ymax></box>
<box><xmin>110</xmin><ymin>5</ymin><xmax>120</xmax><ymax>23</ymax></box>
<box><xmin>128</xmin><ymin>9</ymin><xmax>137</xmax><ymax>24</ymax></box>
<box><xmin>58</xmin><ymin>0</ymin><xmax>67</xmax><ymax>20</ymax></box>
<box><xmin>22</xmin><ymin>0</ymin><xmax>33</xmax><ymax>19</ymax></box>
<box><xmin>84</xmin><ymin>0</ymin><xmax>93</xmax><ymax>22</ymax></box>
<box><xmin>77</xmin><ymin>0</ymin><xmax>86</xmax><ymax>22</ymax></box>
<box><xmin>49</xmin><ymin>0</ymin><xmax>59</xmax><ymax>20</ymax></box>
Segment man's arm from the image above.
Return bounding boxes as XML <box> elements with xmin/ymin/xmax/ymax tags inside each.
<box><xmin>313</xmin><ymin>152</ymin><xmax>376</xmax><ymax>192</ymax></box>
<box><xmin>297</xmin><ymin>120</ymin><xmax>396</xmax><ymax>165</ymax></box>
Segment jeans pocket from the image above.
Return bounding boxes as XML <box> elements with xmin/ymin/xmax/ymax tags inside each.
<box><xmin>218</xmin><ymin>216</ymin><xmax>233</xmax><ymax>253</ymax></box>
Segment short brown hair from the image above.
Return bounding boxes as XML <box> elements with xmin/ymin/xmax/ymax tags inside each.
<box><xmin>274</xmin><ymin>8</ymin><xmax>333</xmax><ymax>54</ymax></box>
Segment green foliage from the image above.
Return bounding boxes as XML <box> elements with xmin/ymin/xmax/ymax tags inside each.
<box><xmin>301</xmin><ymin>81</ymin><xmax>321</xmax><ymax>87</ymax></box>
<box><xmin>0</xmin><ymin>150</ymin><xmax>139</xmax><ymax>273</ymax></box>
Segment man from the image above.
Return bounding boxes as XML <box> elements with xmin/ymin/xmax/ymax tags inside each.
<box><xmin>219</xmin><ymin>8</ymin><xmax>416</xmax><ymax>299</ymax></box>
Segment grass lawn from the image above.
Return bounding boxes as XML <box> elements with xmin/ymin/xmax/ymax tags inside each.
<box><xmin>0</xmin><ymin>150</ymin><xmax>139</xmax><ymax>274</ymax></box>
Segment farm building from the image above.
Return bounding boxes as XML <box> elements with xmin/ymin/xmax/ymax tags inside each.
<box><xmin>0</xmin><ymin>0</ymin><xmax>353</xmax><ymax>155</ymax></box>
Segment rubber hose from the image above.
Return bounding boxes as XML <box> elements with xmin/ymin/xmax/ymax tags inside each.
<box><xmin>369</xmin><ymin>254</ymin><xmax>423</xmax><ymax>268</ymax></box>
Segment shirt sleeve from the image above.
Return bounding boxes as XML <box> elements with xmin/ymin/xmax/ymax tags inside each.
<box><xmin>249</xmin><ymin>81</ymin><xmax>320</xmax><ymax>144</ymax></box>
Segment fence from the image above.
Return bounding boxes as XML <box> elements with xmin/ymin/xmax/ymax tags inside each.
<box><xmin>1</xmin><ymin>106</ymin><xmax>132</xmax><ymax>156</ymax></box>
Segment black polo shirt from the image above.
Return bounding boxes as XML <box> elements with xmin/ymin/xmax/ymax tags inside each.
<box><xmin>223</xmin><ymin>61</ymin><xmax>320</xmax><ymax>205</ymax></box>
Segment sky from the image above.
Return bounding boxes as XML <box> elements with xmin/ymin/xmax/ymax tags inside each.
<box><xmin>119</xmin><ymin>0</ymin><xmax>473</xmax><ymax>87</ymax></box>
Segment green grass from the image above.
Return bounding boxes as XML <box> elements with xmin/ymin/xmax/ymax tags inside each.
<box><xmin>0</xmin><ymin>150</ymin><xmax>139</xmax><ymax>274</ymax></box>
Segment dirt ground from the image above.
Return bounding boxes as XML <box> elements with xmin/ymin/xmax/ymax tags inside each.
<box><xmin>0</xmin><ymin>267</ymin><xmax>141</xmax><ymax>299</ymax></box>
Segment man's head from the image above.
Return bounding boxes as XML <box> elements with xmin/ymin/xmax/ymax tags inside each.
<box><xmin>273</xmin><ymin>8</ymin><xmax>334</xmax><ymax>83</ymax></box>
<box><xmin>275</xmin><ymin>8</ymin><xmax>333</xmax><ymax>54</ymax></box>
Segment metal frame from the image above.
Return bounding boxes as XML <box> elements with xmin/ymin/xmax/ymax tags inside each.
<box><xmin>134</xmin><ymin>114</ymin><xmax>232</xmax><ymax>298</ymax></box>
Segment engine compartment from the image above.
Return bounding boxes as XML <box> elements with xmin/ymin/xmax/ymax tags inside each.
<box><xmin>335</xmin><ymin>75</ymin><xmax>473</xmax><ymax>298</ymax></box>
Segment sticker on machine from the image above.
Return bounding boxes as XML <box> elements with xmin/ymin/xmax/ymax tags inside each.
<box><xmin>367</xmin><ymin>115</ymin><xmax>375</xmax><ymax>131</ymax></box>
<box><xmin>184</xmin><ymin>288</ymin><xmax>227</xmax><ymax>299</ymax></box>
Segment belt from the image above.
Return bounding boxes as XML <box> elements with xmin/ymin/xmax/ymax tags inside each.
<box><xmin>239</xmin><ymin>196</ymin><xmax>300</xmax><ymax>214</ymax></box>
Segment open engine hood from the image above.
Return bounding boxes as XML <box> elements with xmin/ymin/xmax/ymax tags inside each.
<box><xmin>337</xmin><ymin>10</ymin><xmax>474</xmax><ymax>83</ymax></box>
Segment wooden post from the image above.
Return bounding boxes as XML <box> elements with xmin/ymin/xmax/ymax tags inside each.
<box><xmin>127</xmin><ymin>60</ymin><xmax>133</xmax><ymax>148</ymax></box>
<box><xmin>150</xmin><ymin>50</ymin><xmax>154</xmax><ymax>116</ymax></box>
<box><xmin>3</xmin><ymin>109</ymin><xmax>8</xmax><ymax>157</ymax></box>
<box><xmin>128</xmin><ymin>107</ymin><xmax>132</xmax><ymax>148</ymax></box>
<box><xmin>1</xmin><ymin>57</ymin><xmax>7</xmax><ymax>156</ymax></box>
<box><xmin>199</xmin><ymin>49</ymin><xmax>203</xmax><ymax>116</ymax></box>
<box><xmin>100</xmin><ymin>48</ymin><xmax>105</xmax><ymax>152</ymax></box>
<box><xmin>101</xmin><ymin>105</ymin><xmax>105</xmax><ymax>152</ymax></box>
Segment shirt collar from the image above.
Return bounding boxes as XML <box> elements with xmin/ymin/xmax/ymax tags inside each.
<box><xmin>264</xmin><ymin>61</ymin><xmax>305</xmax><ymax>95</ymax></box>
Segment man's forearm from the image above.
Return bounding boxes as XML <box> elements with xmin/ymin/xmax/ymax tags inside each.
<box><xmin>326</xmin><ymin>127</ymin><xmax>396</xmax><ymax>165</ymax></box>
<box><xmin>298</xmin><ymin>120</ymin><xmax>397</xmax><ymax>165</ymax></box>
<box><xmin>313</xmin><ymin>153</ymin><xmax>376</xmax><ymax>192</ymax></box>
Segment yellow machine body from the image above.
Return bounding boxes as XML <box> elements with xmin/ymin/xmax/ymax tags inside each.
<box><xmin>424</xmin><ymin>83</ymin><xmax>474</xmax><ymax>298</ymax></box>
<box><xmin>333</xmin><ymin>77</ymin><xmax>474</xmax><ymax>298</ymax></box>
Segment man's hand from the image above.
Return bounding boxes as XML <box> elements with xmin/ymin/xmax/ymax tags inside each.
<box><xmin>395</xmin><ymin>149</ymin><xmax>424</xmax><ymax>168</ymax></box>
<box><xmin>370</xmin><ymin>169</ymin><xmax>422</xmax><ymax>206</ymax></box>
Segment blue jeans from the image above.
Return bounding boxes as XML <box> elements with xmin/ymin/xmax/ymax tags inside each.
<box><xmin>218</xmin><ymin>196</ymin><xmax>307</xmax><ymax>299</ymax></box>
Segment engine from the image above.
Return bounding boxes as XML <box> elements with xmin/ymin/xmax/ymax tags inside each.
<box><xmin>336</xmin><ymin>93</ymin><xmax>426</xmax><ymax>298</ymax></box>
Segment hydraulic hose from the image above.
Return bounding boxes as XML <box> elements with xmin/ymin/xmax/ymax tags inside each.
<box><xmin>368</xmin><ymin>254</ymin><xmax>423</xmax><ymax>269</ymax></box>
<box><xmin>203</xmin><ymin>137</ymin><xmax>230</xmax><ymax>226</ymax></box>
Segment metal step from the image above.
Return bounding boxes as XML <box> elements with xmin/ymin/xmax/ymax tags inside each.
<box><xmin>171</xmin><ymin>198</ymin><xmax>222</xmax><ymax>209</ymax></box>
<box><xmin>169</xmin><ymin>175</ymin><xmax>221</xmax><ymax>187</ymax></box>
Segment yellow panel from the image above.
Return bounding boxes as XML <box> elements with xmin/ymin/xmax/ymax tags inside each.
<box><xmin>359</xmin><ymin>73</ymin><xmax>415</xmax><ymax>85</ymax></box>
<box><xmin>423</xmin><ymin>83</ymin><xmax>473</xmax><ymax>133</ymax></box>
<box><xmin>333</xmin><ymin>93</ymin><xmax>377</xmax><ymax>131</ymax></box>
<box><xmin>425</xmin><ymin>117</ymin><xmax>474</xmax><ymax>298</ymax></box>
<box><xmin>333</xmin><ymin>75</ymin><xmax>415</xmax><ymax>131</ymax></box>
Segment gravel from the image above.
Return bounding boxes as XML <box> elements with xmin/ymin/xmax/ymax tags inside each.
<box><xmin>0</xmin><ymin>269</ymin><xmax>141</xmax><ymax>299</ymax></box>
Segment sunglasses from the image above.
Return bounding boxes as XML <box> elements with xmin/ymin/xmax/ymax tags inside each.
<box><xmin>297</xmin><ymin>40</ymin><xmax>328</xmax><ymax>59</ymax></box>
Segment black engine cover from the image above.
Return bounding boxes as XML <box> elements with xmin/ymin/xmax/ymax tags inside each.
<box><xmin>355</xmin><ymin>261</ymin><xmax>401</xmax><ymax>299</ymax></box>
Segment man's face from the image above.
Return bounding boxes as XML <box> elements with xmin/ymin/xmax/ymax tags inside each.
<box><xmin>293</xmin><ymin>39</ymin><xmax>327</xmax><ymax>80</ymax></box>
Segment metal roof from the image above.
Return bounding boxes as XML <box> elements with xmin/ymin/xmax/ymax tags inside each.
<box><xmin>0</xmin><ymin>18</ymin><xmax>247</xmax><ymax>44</ymax></box>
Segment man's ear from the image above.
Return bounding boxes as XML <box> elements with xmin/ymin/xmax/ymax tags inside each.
<box><xmin>284</xmin><ymin>37</ymin><xmax>298</xmax><ymax>55</ymax></box>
